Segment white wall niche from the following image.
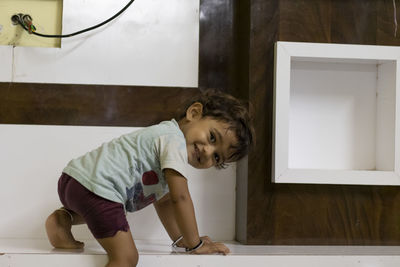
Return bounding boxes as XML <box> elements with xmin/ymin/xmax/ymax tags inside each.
<box><xmin>273</xmin><ymin>41</ymin><xmax>400</xmax><ymax>185</ymax></box>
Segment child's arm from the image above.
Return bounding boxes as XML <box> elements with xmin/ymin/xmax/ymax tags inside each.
<box><xmin>163</xmin><ymin>168</ymin><xmax>200</xmax><ymax>247</ymax></box>
<box><xmin>162</xmin><ymin>168</ymin><xmax>230</xmax><ymax>254</ymax></box>
<box><xmin>153</xmin><ymin>193</ymin><xmax>185</xmax><ymax>245</ymax></box>
<box><xmin>154</xmin><ymin>193</ymin><xmax>212</xmax><ymax>248</ymax></box>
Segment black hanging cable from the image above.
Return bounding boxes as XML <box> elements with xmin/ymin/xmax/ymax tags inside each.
<box><xmin>14</xmin><ymin>0</ymin><xmax>135</xmax><ymax>38</ymax></box>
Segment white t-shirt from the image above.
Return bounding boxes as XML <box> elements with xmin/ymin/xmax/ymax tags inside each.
<box><xmin>63</xmin><ymin>119</ymin><xmax>188</xmax><ymax>212</ymax></box>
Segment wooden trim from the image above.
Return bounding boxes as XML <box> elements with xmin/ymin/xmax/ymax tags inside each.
<box><xmin>0</xmin><ymin>82</ymin><xmax>198</xmax><ymax>127</ymax></box>
<box><xmin>199</xmin><ymin>0</ymin><xmax>235</xmax><ymax>91</ymax></box>
<box><xmin>245</xmin><ymin>0</ymin><xmax>278</xmax><ymax>244</ymax></box>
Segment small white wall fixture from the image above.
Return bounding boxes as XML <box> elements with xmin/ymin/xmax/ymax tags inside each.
<box><xmin>273</xmin><ymin>41</ymin><xmax>400</xmax><ymax>185</ymax></box>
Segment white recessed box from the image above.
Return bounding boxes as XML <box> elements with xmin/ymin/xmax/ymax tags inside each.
<box><xmin>273</xmin><ymin>41</ymin><xmax>400</xmax><ymax>185</ymax></box>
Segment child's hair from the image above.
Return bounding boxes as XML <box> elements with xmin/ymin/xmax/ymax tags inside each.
<box><xmin>178</xmin><ymin>89</ymin><xmax>255</xmax><ymax>164</ymax></box>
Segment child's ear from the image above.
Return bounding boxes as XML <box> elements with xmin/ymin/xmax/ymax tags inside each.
<box><xmin>186</xmin><ymin>102</ymin><xmax>203</xmax><ymax>121</ymax></box>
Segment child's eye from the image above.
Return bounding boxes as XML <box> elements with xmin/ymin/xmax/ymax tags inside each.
<box><xmin>214</xmin><ymin>153</ymin><xmax>220</xmax><ymax>163</ymax></box>
<box><xmin>215</xmin><ymin>156</ymin><xmax>227</xmax><ymax>169</ymax></box>
<box><xmin>210</xmin><ymin>131</ymin><xmax>216</xmax><ymax>143</ymax></box>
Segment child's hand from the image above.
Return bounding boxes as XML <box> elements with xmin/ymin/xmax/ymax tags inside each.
<box><xmin>191</xmin><ymin>241</ymin><xmax>230</xmax><ymax>255</ymax></box>
<box><xmin>200</xmin><ymin>235</ymin><xmax>212</xmax><ymax>244</ymax></box>
<box><xmin>178</xmin><ymin>236</ymin><xmax>212</xmax><ymax>248</ymax></box>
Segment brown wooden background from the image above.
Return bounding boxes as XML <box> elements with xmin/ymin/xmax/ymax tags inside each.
<box><xmin>2</xmin><ymin>0</ymin><xmax>400</xmax><ymax>245</ymax></box>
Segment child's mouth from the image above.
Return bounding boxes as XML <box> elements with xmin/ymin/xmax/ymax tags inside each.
<box><xmin>194</xmin><ymin>144</ymin><xmax>200</xmax><ymax>163</ymax></box>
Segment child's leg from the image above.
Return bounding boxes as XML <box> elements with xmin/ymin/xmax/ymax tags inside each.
<box><xmin>51</xmin><ymin>173</ymin><xmax>135</xmax><ymax>265</ymax></box>
<box><xmin>96</xmin><ymin>230</ymin><xmax>138</xmax><ymax>267</ymax></box>
<box><xmin>46</xmin><ymin>173</ymin><xmax>88</xmax><ymax>249</ymax></box>
<box><xmin>45</xmin><ymin>208</ymin><xmax>85</xmax><ymax>249</ymax></box>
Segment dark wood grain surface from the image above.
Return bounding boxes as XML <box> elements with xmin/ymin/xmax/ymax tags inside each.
<box><xmin>0</xmin><ymin>82</ymin><xmax>197</xmax><ymax>127</ymax></box>
<box><xmin>279</xmin><ymin>0</ymin><xmax>332</xmax><ymax>42</ymax></box>
<box><xmin>199</xmin><ymin>0</ymin><xmax>235</xmax><ymax>91</ymax></box>
<box><xmin>377</xmin><ymin>0</ymin><xmax>400</xmax><ymax>44</ymax></box>
<box><xmin>330</xmin><ymin>0</ymin><xmax>377</xmax><ymax>44</ymax></box>
<box><xmin>242</xmin><ymin>0</ymin><xmax>400</xmax><ymax>244</ymax></box>
<box><xmin>246</xmin><ymin>0</ymin><xmax>278</xmax><ymax>244</ymax></box>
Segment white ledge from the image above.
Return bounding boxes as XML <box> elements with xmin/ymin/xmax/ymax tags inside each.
<box><xmin>1</xmin><ymin>239</ymin><xmax>400</xmax><ymax>267</ymax></box>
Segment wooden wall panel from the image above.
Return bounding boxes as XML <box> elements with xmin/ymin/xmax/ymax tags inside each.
<box><xmin>250</xmin><ymin>184</ymin><xmax>400</xmax><ymax>245</ymax></box>
<box><xmin>377</xmin><ymin>0</ymin><xmax>400</xmax><ymax>45</ymax></box>
<box><xmin>279</xmin><ymin>0</ymin><xmax>331</xmax><ymax>42</ymax></box>
<box><xmin>330</xmin><ymin>0</ymin><xmax>376</xmax><ymax>44</ymax></box>
<box><xmin>241</xmin><ymin>0</ymin><xmax>400</xmax><ymax>245</ymax></box>
<box><xmin>199</xmin><ymin>0</ymin><xmax>235</xmax><ymax>91</ymax></box>
<box><xmin>245</xmin><ymin>0</ymin><xmax>278</xmax><ymax>244</ymax></box>
<box><xmin>0</xmin><ymin>83</ymin><xmax>197</xmax><ymax>127</ymax></box>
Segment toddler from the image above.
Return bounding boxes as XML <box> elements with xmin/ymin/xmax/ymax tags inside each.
<box><xmin>45</xmin><ymin>89</ymin><xmax>254</xmax><ymax>267</ymax></box>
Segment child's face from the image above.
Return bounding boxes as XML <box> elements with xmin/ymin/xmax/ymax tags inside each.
<box><xmin>179</xmin><ymin>103</ymin><xmax>238</xmax><ymax>169</ymax></box>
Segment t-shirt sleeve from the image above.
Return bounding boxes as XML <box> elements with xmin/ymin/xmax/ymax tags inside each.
<box><xmin>157</xmin><ymin>134</ymin><xmax>189</xmax><ymax>179</ymax></box>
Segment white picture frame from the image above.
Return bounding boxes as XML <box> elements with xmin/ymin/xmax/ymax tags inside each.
<box><xmin>273</xmin><ymin>41</ymin><xmax>400</xmax><ymax>185</ymax></box>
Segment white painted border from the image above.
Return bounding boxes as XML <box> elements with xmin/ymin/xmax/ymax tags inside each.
<box><xmin>273</xmin><ymin>41</ymin><xmax>400</xmax><ymax>185</ymax></box>
<box><xmin>0</xmin><ymin>45</ymin><xmax>13</xmax><ymax>82</ymax></box>
<box><xmin>12</xmin><ymin>0</ymin><xmax>199</xmax><ymax>87</ymax></box>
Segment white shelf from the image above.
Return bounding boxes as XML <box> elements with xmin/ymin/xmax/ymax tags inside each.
<box><xmin>273</xmin><ymin>42</ymin><xmax>400</xmax><ymax>185</ymax></box>
<box><xmin>1</xmin><ymin>239</ymin><xmax>400</xmax><ymax>267</ymax></box>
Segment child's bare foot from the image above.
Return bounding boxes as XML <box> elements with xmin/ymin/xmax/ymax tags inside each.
<box><xmin>45</xmin><ymin>209</ymin><xmax>85</xmax><ymax>249</ymax></box>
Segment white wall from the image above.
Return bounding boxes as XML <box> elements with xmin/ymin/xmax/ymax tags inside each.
<box><xmin>0</xmin><ymin>0</ymin><xmax>199</xmax><ymax>87</ymax></box>
<box><xmin>0</xmin><ymin>124</ymin><xmax>236</xmax><ymax>241</ymax></box>
<box><xmin>0</xmin><ymin>45</ymin><xmax>13</xmax><ymax>81</ymax></box>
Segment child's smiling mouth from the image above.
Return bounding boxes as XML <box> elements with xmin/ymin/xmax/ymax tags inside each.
<box><xmin>194</xmin><ymin>144</ymin><xmax>201</xmax><ymax>163</ymax></box>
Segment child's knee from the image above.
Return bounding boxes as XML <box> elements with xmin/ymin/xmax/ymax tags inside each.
<box><xmin>109</xmin><ymin>250</ymin><xmax>138</xmax><ymax>267</ymax></box>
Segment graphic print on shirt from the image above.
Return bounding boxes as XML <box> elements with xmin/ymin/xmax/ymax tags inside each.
<box><xmin>125</xmin><ymin>170</ymin><xmax>159</xmax><ymax>212</ymax></box>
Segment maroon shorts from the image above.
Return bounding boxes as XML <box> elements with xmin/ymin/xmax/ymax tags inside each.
<box><xmin>57</xmin><ymin>173</ymin><xmax>130</xmax><ymax>239</ymax></box>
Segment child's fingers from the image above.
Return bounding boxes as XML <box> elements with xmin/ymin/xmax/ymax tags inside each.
<box><xmin>192</xmin><ymin>242</ymin><xmax>230</xmax><ymax>255</ymax></box>
<box><xmin>214</xmin><ymin>242</ymin><xmax>230</xmax><ymax>255</ymax></box>
<box><xmin>200</xmin><ymin>235</ymin><xmax>212</xmax><ymax>244</ymax></box>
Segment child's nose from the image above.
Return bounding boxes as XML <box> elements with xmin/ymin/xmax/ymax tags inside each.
<box><xmin>202</xmin><ymin>144</ymin><xmax>213</xmax><ymax>156</ymax></box>
<box><xmin>202</xmin><ymin>145</ymin><xmax>216</xmax><ymax>165</ymax></box>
